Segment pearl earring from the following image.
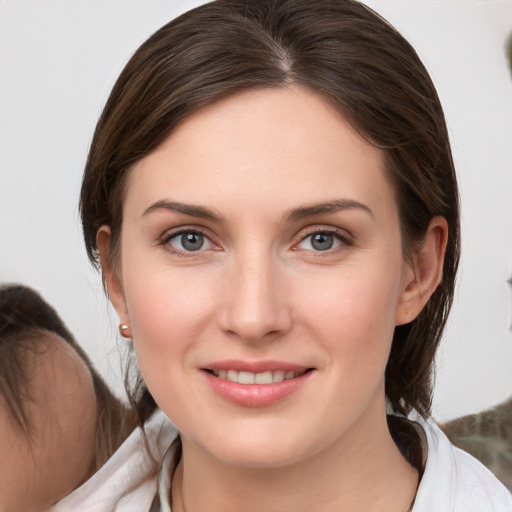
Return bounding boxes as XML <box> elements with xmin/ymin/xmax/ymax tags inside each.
<box><xmin>119</xmin><ymin>323</ymin><xmax>131</xmax><ymax>337</ymax></box>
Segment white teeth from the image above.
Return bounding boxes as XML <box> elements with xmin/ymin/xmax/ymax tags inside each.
<box><xmin>211</xmin><ymin>369</ymin><xmax>305</xmax><ymax>384</ymax></box>
<box><xmin>227</xmin><ymin>370</ymin><xmax>238</xmax><ymax>383</ymax></box>
<box><xmin>255</xmin><ymin>371</ymin><xmax>273</xmax><ymax>384</ymax></box>
<box><xmin>273</xmin><ymin>370</ymin><xmax>285</xmax><ymax>382</ymax></box>
<box><xmin>238</xmin><ymin>371</ymin><xmax>255</xmax><ymax>384</ymax></box>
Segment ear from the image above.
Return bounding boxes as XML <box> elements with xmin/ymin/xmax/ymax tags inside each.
<box><xmin>395</xmin><ymin>216</ymin><xmax>448</xmax><ymax>326</ymax></box>
<box><xmin>97</xmin><ymin>226</ymin><xmax>132</xmax><ymax>338</ymax></box>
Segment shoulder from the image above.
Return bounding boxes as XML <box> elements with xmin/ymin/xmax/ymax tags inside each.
<box><xmin>50</xmin><ymin>409</ymin><xmax>178</xmax><ymax>512</ymax></box>
<box><xmin>412</xmin><ymin>416</ymin><xmax>512</xmax><ymax>512</ymax></box>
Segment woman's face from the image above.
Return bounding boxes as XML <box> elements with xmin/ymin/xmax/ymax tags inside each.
<box><xmin>107</xmin><ymin>86</ymin><xmax>417</xmax><ymax>468</ymax></box>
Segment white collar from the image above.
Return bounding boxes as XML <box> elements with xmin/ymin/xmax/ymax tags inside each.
<box><xmin>154</xmin><ymin>413</ymin><xmax>511</xmax><ymax>512</ymax></box>
<box><xmin>51</xmin><ymin>409</ymin><xmax>177</xmax><ymax>512</ymax></box>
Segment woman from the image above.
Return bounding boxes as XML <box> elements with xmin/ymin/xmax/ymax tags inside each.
<box><xmin>0</xmin><ymin>284</ymin><xmax>134</xmax><ymax>510</ymax></box>
<box><xmin>65</xmin><ymin>0</ymin><xmax>512</xmax><ymax>510</ymax></box>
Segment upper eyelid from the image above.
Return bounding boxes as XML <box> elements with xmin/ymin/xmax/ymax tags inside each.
<box><xmin>299</xmin><ymin>226</ymin><xmax>341</xmax><ymax>236</ymax></box>
<box><xmin>161</xmin><ymin>225</ymin><xmax>213</xmax><ymax>241</ymax></box>
<box><xmin>296</xmin><ymin>225</ymin><xmax>352</xmax><ymax>241</ymax></box>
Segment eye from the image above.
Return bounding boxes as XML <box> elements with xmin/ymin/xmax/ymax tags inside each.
<box><xmin>296</xmin><ymin>231</ymin><xmax>346</xmax><ymax>252</ymax></box>
<box><xmin>166</xmin><ymin>230</ymin><xmax>215</xmax><ymax>252</ymax></box>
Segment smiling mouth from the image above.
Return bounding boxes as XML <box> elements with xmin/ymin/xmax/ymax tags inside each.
<box><xmin>206</xmin><ymin>368</ymin><xmax>312</xmax><ymax>385</ymax></box>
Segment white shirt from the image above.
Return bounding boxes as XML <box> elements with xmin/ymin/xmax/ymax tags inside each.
<box><xmin>411</xmin><ymin>416</ymin><xmax>512</xmax><ymax>511</ymax></box>
<box><xmin>50</xmin><ymin>410</ymin><xmax>177</xmax><ymax>512</ymax></box>
<box><xmin>51</xmin><ymin>410</ymin><xmax>512</xmax><ymax>511</ymax></box>
<box><xmin>152</xmin><ymin>414</ymin><xmax>512</xmax><ymax>511</ymax></box>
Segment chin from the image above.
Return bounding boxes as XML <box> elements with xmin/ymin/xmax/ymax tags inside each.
<box><xmin>213</xmin><ymin>443</ymin><xmax>303</xmax><ymax>469</ymax></box>
<box><xmin>190</xmin><ymin>422</ymin><xmax>318</xmax><ymax>469</ymax></box>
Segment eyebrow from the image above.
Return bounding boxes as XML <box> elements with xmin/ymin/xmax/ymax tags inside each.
<box><xmin>142</xmin><ymin>200</ymin><xmax>225</xmax><ymax>222</ymax></box>
<box><xmin>142</xmin><ymin>198</ymin><xmax>372</xmax><ymax>223</ymax></box>
<box><xmin>284</xmin><ymin>199</ymin><xmax>374</xmax><ymax>222</ymax></box>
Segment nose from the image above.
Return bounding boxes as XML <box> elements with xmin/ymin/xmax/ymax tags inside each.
<box><xmin>218</xmin><ymin>251</ymin><xmax>292</xmax><ymax>343</ymax></box>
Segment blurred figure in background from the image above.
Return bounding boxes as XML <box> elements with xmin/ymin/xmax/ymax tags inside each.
<box><xmin>441</xmin><ymin>34</ymin><xmax>512</xmax><ymax>493</ymax></box>
<box><xmin>442</xmin><ymin>397</ymin><xmax>512</xmax><ymax>492</ymax></box>
<box><xmin>0</xmin><ymin>284</ymin><xmax>135</xmax><ymax>511</ymax></box>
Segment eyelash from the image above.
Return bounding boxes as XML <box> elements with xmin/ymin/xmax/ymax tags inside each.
<box><xmin>294</xmin><ymin>227</ymin><xmax>352</xmax><ymax>254</ymax></box>
<box><xmin>159</xmin><ymin>226</ymin><xmax>352</xmax><ymax>258</ymax></box>
<box><xmin>160</xmin><ymin>228</ymin><xmax>217</xmax><ymax>258</ymax></box>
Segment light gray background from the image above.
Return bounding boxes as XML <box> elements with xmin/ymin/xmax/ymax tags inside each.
<box><xmin>1</xmin><ymin>0</ymin><xmax>511</xmax><ymax>422</ymax></box>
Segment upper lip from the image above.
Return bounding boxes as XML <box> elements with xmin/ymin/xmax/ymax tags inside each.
<box><xmin>202</xmin><ymin>359</ymin><xmax>312</xmax><ymax>373</ymax></box>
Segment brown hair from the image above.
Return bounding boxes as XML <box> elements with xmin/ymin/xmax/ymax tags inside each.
<box><xmin>0</xmin><ymin>284</ymin><xmax>134</xmax><ymax>469</ymax></box>
<box><xmin>80</xmin><ymin>0</ymin><xmax>460</xmax><ymax>420</ymax></box>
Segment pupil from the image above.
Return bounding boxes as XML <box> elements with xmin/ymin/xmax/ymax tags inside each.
<box><xmin>182</xmin><ymin>233</ymin><xmax>204</xmax><ymax>251</ymax></box>
<box><xmin>311</xmin><ymin>233</ymin><xmax>333</xmax><ymax>251</ymax></box>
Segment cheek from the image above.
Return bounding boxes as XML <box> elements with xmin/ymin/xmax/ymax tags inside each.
<box><xmin>122</xmin><ymin>264</ymin><xmax>217</xmax><ymax>377</ymax></box>
<box><xmin>294</xmin><ymin>257</ymin><xmax>403</xmax><ymax>368</ymax></box>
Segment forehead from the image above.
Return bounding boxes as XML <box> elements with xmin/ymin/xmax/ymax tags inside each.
<box><xmin>124</xmin><ymin>86</ymin><xmax>395</xmax><ymax>220</ymax></box>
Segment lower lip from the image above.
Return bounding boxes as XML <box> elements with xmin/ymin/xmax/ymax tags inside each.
<box><xmin>203</xmin><ymin>370</ymin><xmax>313</xmax><ymax>407</ymax></box>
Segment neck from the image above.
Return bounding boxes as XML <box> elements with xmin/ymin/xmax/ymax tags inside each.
<box><xmin>171</xmin><ymin>401</ymin><xmax>418</xmax><ymax>512</ymax></box>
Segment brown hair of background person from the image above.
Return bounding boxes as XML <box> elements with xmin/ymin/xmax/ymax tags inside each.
<box><xmin>79</xmin><ymin>0</ymin><xmax>460</xmax><ymax>429</ymax></box>
<box><xmin>0</xmin><ymin>284</ymin><xmax>135</xmax><ymax>482</ymax></box>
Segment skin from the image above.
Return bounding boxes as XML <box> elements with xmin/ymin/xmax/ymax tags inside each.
<box><xmin>100</xmin><ymin>86</ymin><xmax>447</xmax><ymax>512</ymax></box>
<box><xmin>0</xmin><ymin>331</ymin><xmax>97</xmax><ymax>512</ymax></box>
